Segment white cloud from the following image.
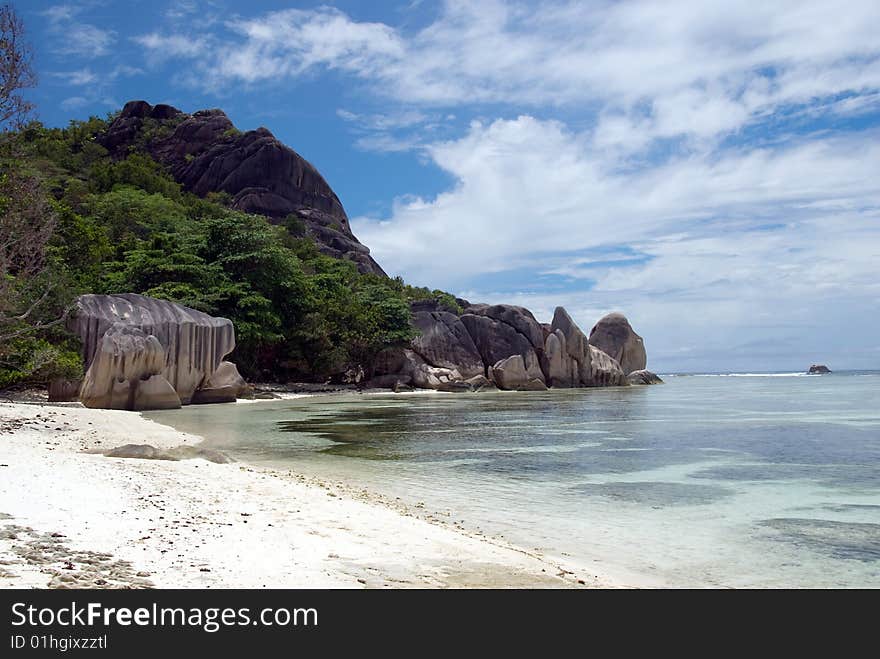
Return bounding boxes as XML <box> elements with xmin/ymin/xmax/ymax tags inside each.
<box><xmin>60</xmin><ymin>96</ymin><xmax>89</xmax><ymax>111</ymax></box>
<box><xmin>59</xmin><ymin>69</ymin><xmax>99</xmax><ymax>86</ymax></box>
<box><xmin>41</xmin><ymin>5</ymin><xmax>77</xmax><ymax>23</ymax></box>
<box><xmin>136</xmin><ymin>7</ymin><xmax>403</xmax><ymax>87</ymax></box>
<box><xmin>336</xmin><ymin>108</ymin><xmax>429</xmax><ymax>131</ymax></box>
<box><xmin>351</xmin><ymin>117</ymin><xmax>880</xmax><ymax>370</ymax></box>
<box><xmin>136</xmin><ymin>1</ymin><xmax>880</xmax><ymax>147</ymax></box>
<box><xmin>336</xmin><ymin>108</ymin><xmax>445</xmax><ymax>152</ymax></box>
<box><xmin>42</xmin><ymin>4</ymin><xmax>115</xmax><ymax>58</ymax></box>
<box><xmin>133</xmin><ymin>32</ymin><xmax>209</xmax><ymax>58</ymax></box>
<box><xmin>465</xmin><ymin>213</ymin><xmax>880</xmax><ymax>372</ymax></box>
<box><xmin>353</xmin><ymin>117</ymin><xmax>880</xmax><ymax>283</ymax></box>
<box><xmin>52</xmin><ymin>65</ymin><xmax>141</xmax><ymax>87</ymax></box>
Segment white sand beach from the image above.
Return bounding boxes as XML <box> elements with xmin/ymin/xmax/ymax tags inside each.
<box><xmin>0</xmin><ymin>399</ymin><xmax>617</xmax><ymax>589</ymax></box>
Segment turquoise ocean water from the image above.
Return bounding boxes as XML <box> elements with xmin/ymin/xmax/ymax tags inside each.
<box><xmin>146</xmin><ymin>372</ymin><xmax>880</xmax><ymax>587</ymax></box>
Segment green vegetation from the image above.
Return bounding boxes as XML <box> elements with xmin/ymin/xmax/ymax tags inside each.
<box><xmin>397</xmin><ymin>282</ymin><xmax>464</xmax><ymax>315</ymax></box>
<box><xmin>0</xmin><ymin>111</ymin><xmax>457</xmax><ymax>387</ymax></box>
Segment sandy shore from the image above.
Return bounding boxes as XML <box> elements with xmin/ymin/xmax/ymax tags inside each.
<box><xmin>0</xmin><ymin>399</ymin><xmax>617</xmax><ymax>589</ymax></box>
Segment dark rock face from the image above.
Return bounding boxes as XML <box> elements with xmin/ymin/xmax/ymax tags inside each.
<box><xmin>411</xmin><ymin>311</ymin><xmax>484</xmax><ymax>379</ymax></box>
<box><xmin>100</xmin><ymin>100</ymin><xmax>384</xmax><ymax>276</ymax></box>
<box><xmin>466</xmin><ymin>304</ymin><xmax>545</xmax><ymax>353</ymax></box>
<box><xmin>808</xmin><ymin>364</ymin><xmax>831</xmax><ymax>374</ymax></box>
<box><xmin>588</xmin><ymin>312</ymin><xmax>647</xmax><ymax>375</ymax></box>
<box><xmin>68</xmin><ymin>293</ymin><xmax>247</xmax><ymax>410</ymax></box>
<box><xmin>460</xmin><ymin>309</ymin><xmax>545</xmax><ymax>383</ymax></box>
<box><xmin>627</xmin><ymin>369</ymin><xmax>664</xmax><ymax>385</ymax></box>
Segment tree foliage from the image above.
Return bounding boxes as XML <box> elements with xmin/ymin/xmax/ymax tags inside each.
<box><xmin>0</xmin><ymin>3</ymin><xmax>35</xmax><ymax>130</ymax></box>
<box><xmin>0</xmin><ymin>147</ymin><xmax>80</xmax><ymax>388</ymax></box>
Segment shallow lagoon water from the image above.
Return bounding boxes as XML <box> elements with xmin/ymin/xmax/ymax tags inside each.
<box><xmin>146</xmin><ymin>372</ymin><xmax>880</xmax><ymax>587</ymax></box>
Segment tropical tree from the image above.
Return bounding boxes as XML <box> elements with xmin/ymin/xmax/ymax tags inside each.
<box><xmin>0</xmin><ymin>3</ymin><xmax>35</xmax><ymax>130</ymax></box>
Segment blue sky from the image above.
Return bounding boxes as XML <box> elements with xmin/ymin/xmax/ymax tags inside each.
<box><xmin>21</xmin><ymin>0</ymin><xmax>880</xmax><ymax>372</ymax></box>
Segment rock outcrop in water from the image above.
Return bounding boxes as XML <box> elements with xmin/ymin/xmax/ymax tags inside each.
<box><xmin>807</xmin><ymin>364</ymin><xmax>831</xmax><ymax>374</ymax></box>
<box><xmin>548</xmin><ymin>307</ymin><xmax>627</xmax><ymax>387</ymax></box>
<box><xmin>588</xmin><ymin>312</ymin><xmax>647</xmax><ymax>375</ymax></box>
<box><xmin>66</xmin><ymin>293</ymin><xmax>248</xmax><ymax>410</ymax></box>
<box><xmin>371</xmin><ymin>302</ymin><xmax>636</xmax><ymax>391</ymax></box>
<box><xmin>627</xmin><ymin>369</ymin><xmax>664</xmax><ymax>385</ymax></box>
<box><xmin>99</xmin><ymin>100</ymin><xmax>384</xmax><ymax>276</ymax></box>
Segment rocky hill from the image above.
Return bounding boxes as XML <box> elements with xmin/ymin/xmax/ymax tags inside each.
<box><xmin>34</xmin><ymin>100</ymin><xmax>660</xmax><ymax>406</ymax></box>
<box><xmin>99</xmin><ymin>100</ymin><xmax>384</xmax><ymax>276</ymax></box>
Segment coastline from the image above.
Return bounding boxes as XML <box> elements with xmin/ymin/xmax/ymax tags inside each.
<box><xmin>0</xmin><ymin>398</ymin><xmax>620</xmax><ymax>589</ymax></box>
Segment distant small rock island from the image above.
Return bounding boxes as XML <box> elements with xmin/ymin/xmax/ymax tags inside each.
<box><xmin>807</xmin><ymin>364</ymin><xmax>831</xmax><ymax>374</ymax></box>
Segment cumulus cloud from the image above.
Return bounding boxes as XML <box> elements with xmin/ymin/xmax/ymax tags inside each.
<box><xmin>132</xmin><ymin>33</ymin><xmax>211</xmax><ymax>59</ymax></box>
<box><xmin>352</xmin><ymin>117</ymin><xmax>880</xmax><ymax>370</ymax></box>
<box><xmin>353</xmin><ymin>117</ymin><xmax>880</xmax><ymax>282</ymax></box>
<box><xmin>135</xmin><ymin>1</ymin><xmax>880</xmax><ymax>142</ymax></box>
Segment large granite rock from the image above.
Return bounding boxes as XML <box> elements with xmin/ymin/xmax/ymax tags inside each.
<box><xmin>410</xmin><ymin>310</ymin><xmax>484</xmax><ymax>379</ymax></box>
<box><xmin>100</xmin><ymin>100</ymin><xmax>384</xmax><ymax>276</ymax></box>
<box><xmin>68</xmin><ymin>293</ymin><xmax>243</xmax><ymax>410</ymax></box>
<box><xmin>464</xmin><ymin>374</ymin><xmax>494</xmax><ymax>391</ymax></box>
<box><xmin>550</xmin><ymin>307</ymin><xmax>589</xmax><ymax>363</ymax></box>
<box><xmin>588</xmin><ymin>312</ymin><xmax>647</xmax><ymax>375</ymax></box>
<box><xmin>585</xmin><ymin>345</ymin><xmax>628</xmax><ymax>387</ymax></box>
<box><xmin>78</xmin><ymin>323</ymin><xmax>181</xmax><ymax>410</ymax></box>
<box><xmin>368</xmin><ymin>304</ymin><xmax>633</xmax><ymax>391</ymax></box>
<box><xmin>547</xmin><ymin>307</ymin><xmax>628</xmax><ymax>387</ymax></box>
<box><xmin>371</xmin><ymin>346</ymin><xmax>410</xmax><ymax>379</ymax></box>
<box><xmin>491</xmin><ymin>355</ymin><xmax>548</xmax><ymax>391</ymax></box>
<box><xmin>399</xmin><ymin>349</ymin><xmax>464</xmax><ymax>390</ymax></box>
<box><xmin>544</xmin><ymin>329</ymin><xmax>578</xmax><ymax>387</ymax></box>
<box><xmin>460</xmin><ymin>309</ymin><xmax>545</xmax><ymax>384</ymax></box>
<box><xmin>466</xmin><ymin>304</ymin><xmax>545</xmax><ymax>354</ymax></box>
<box><xmin>191</xmin><ymin>361</ymin><xmax>251</xmax><ymax>404</ymax></box>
